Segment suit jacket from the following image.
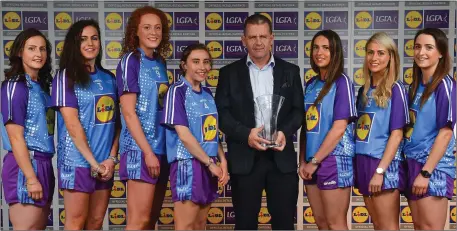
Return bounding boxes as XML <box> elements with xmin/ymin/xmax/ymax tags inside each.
<box><xmin>215</xmin><ymin>55</ymin><xmax>304</xmax><ymax>175</ymax></box>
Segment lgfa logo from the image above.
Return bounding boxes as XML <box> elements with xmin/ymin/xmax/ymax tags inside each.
<box><xmin>54</xmin><ymin>12</ymin><xmax>72</xmax><ymax>30</ymax></box>
<box><xmin>353</xmin><ymin>68</ymin><xmax>365</xmax><ymax>86</ymax></box>
<box><xmin>105</xmin><ymin>12</ymin><xmax>122</xmax><ymax>30</ymax></box>
<box><xmin>207</xmin><ymin>207</ymin><xmax>224</xmax><ymax>224</ymax></box>
<box><xmin>56</xmin><ymin>41</ymin><xmax>64</xmax><ymax>58</ymax></box>
<box><xmin>305</xmin><ymin>12</ymin><xmax>322</xmax><ymax>30</ymax></box>
<box><xmin>109</xmin><ymin>208</ymin><xmax>126</xmax><ymax>225</ymax></box>
<box><xmin>206</xmin><ymin>69</ymin><xmax>219</xmax><ymax>87</ymax></box>
<box><xmin>401</xmin><ymin>206</ymin><xmax>413</xmax><ymax>223</ymax></box>
<box><xmin>304</xmin><ymin>68</ymin><xmax>317</xmax><ymax>83</ymax></box>
<box><xmin>46</xmin><ymin>109</ymin><xmax>55</xmax><ymax>136</ymax></box>
<box><xmin>355</xmin><ymin>11</ymin><xmax>372</xmax><ymax>29</ymax></box>
<box><xmin>106</xmin><ymin>41</ymin><xmax>122</xmax><ymax>59</ymax></box>
<box><xmin>159</xmin><ymin>208</ymin><xmax>174</xmax><ymax>224</ymax></box>
<box><xmin>258</xmin><ymin>207</ymin><xmax>271</xmax><ymax>224</ymax></box>
<box><xmin>356</xmin><ymin>113</ymin><xmax>374</xmax><ymax>142</ymax></box>
<box><xmin>111</xmin><ymin>180</ymin><xmax>126</xmax><ymax>198</ymax></box>
<box><xmin>165</xmin><ymin>12</ymin><xmax>173</xmax><ymax>29</ymax></box>
<box><xmin>352</xmin><ymin>206</ymin><xmax>369</xmax><ymax>223</ymax></box>
<box><xmin>202</xmin><ymin>114</ymin><xmax>218</xmax><ymax>142</ymax></box>
<box><xmin>206</xmin><ymin>41</ymin><xmax>223</xmax><ymax>59</ymax></box>
<box><xmin>206</xmin><ymin>13</ymin><xmax>222</xmax><ymax>30</ymax></box>
<box><xmin>4</xmin><ymin>40</ymin><xmax>14</xmax><ymax>57</ymax></box>
<box><xmin>303</xmin><ymin>207</ymin><xmax>315</xmax><ymax>224</ymax></box>
<box><xmin>157</xmin><ymin>82</ymin><xmax>169</xmax><ymax>108</ymax></box>
<box><xmin>95</xmin><ymin>95</ymin><xmax>115</xmax><ymax>124</ymax></box>
<box><xmin>403</xmin><ymin>67</ymin><xmax>413</xmax><ymax>85</ymax></box>
<box><xmin>3</xmin><ymin>12</ymin><xmax>21</xmax><ymax>30</ymax></box>
<box><xmin>354</xmin><ymin>40</ymin><xmax>367</xmax><ymax>57</ymax></box>
<box><xmin>304</xmin><ymin>40</ymin><xmax>312</xmax><ymax>57</ymax></box>
<box><xmin>404</xmin><ymin>39</ymin><xmax>415</xmax><ymax>57</ymax></box>
<box><xmin>405</xmin><ymin>10</ymin><xmax>422</xmax><ymax>29</ymax></box>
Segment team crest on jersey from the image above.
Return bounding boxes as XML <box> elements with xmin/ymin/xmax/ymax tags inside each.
<box><xmin>156</xmin><ymin>82</ymin><xmax>169</xmax><ymax>110</ymax></box>
<box><xmin>94</xmin><ymin>94</ymin><xmax>116</xmax><ymax>125</ymax></box>
<box><xmin>46</xmin><ymin>108</ymin><xmax>55</xmax><ymax>135</ymax></box>
<box><xmin>305</xmin><ymin>103</ymin><xmax>321</xmax><ymax>133</ymax></box>
<box><xmin>356</xmin><ymin>112</ymin><xmax>375</xmax><ymax>143</ymax></box>
<box><xmin>405</xmin><ymin>109</ymin><xmax>417</xmax><ymax>141</ymax></box>
<box><xmin>201</xmin><ymin>113</ymin><xmax>218</xmax><ymax>143</ymax></box>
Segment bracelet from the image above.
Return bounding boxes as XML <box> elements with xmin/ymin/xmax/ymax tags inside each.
<box><xmin>108</xmin><ymin>156</ymin><xmax>119</xmax><ymax>164</ymax></box>
<box><xmin>26</xmin><ymin>180</ymin><xmax>38</xmax><ymax>186</ymax></box>
<box><xmin>205</xmin><ymin>157</ymin><xmax>214</xmax><ymax>167</ymax></box>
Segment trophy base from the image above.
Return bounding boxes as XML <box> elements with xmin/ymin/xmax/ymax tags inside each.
<box><xmin>262</xmin><ymin>143</ymin><xmax>280</xmax><ymax>148</ymax></box>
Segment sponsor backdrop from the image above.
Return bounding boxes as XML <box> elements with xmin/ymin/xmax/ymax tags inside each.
<box><xmin>1</xmin><ymin>1</ymin><xmax>456</xmax><ymax>230</ymax></box>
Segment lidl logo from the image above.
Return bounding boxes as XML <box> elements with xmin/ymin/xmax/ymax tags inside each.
<box><xmin>111</xmin><ymin>180</ymin><xmax>126</xmax><ymax>198</ymax></box>
<box><xmin>207</xmin><ymin>207</ymin><xmax>224</xmax><ymax>224</ymax></box>
<box><xmin>159</xmin><ymin>207</ymin><xmax>174</xmax><ymax>224</ymax></box>
<box><xmin>259</xmin><ymin>12</ymin><xmax>272</xmax><ymax>23</ymax></box>
<box><xmin>110</xmin><ymin>69</ymin><xmax>117</xmax><ymax>77</ymax></box>
<box><xmin>206</xmin><ymin>41</ymin><xmax>223</xmax><ymax>59</ymax></box>
<box><xmin>3</xmin><ymin>11</ymin><xmax>21</xmax><ymax>30</ymax></box>
<box><xmin>206</xmin><ymin>69</ymin><xmax>219</xmax><ymax>87</ymax></box>
<box><xmin>304</xmin><ymin>68</ymin><xmax>318</xmax><ymax>83</ymax></box>
<box><xmin>356</xmin><ymin>112</ymin><xmax>374</xmax><ymax>142</ymax></box>
<box><xmin>205</xmin><ymin>12</ymin><xmax>223</xmax><ymax>30</ymax></box>
<box><xmin>165</xmin><ymin>42</ymin><xmax>173</xmax><ymax>59</ymax></box>
<box><xmin>404</xmin><ymin>39</ymin><xmax>415</xmax><ymax>57</ymax></box>
<box><xmin>166</xmin><ymin>70</ymin><xmax>174</xmax><ymax>85</ymax></box>
<box><xmin>202</xmin><ymin>113</ymin><xmax>218</xmax><ymax>142</ymax></box>
<box><xmin>304</xmin><ymin>40</ymin><xmax>312</xmax><ymax>57</ymax></box>
<box><xmin>105</xmin><ymin>41</ymin><xmax>122</xmax><ymax>59</ymax></box>
<box><xmin>352</xmin><ymin>206</ymin><xmax>369</xmax><ymax>223</ymax></box>
<box><xmin>354</xmin><ymin>11</ymin><xmax>372</xmax><ymax>29</ymax></box>
<box><xmin>304</xmin><ymin>11</ymin><xmax>322</xmax><ymax>30</ymax></box>
<box><xmin>4</xmin><ymin>40</ymin><xmax>14</xmax><ymax>58</ymax></box>
<box><xmin>55</xmin><ymin>41</ymin><xmax>64</xmax><ymax>58</ymax></box>
<box><xmin>405</xmin><ymin>109</ymin><xmax>417</xmax><ymax>141</ymax></box>
<box><xmin>405</xmin><ymin>10</ymin><xmax>423</xmax><ymax>29</ymax></box>
<box><xmin>400</xmin><ymin>206</ymin><xmax>412</xmax><ymax>223</ymax></box>
<box><xmin>165</xmin><ymin>12</ymin><xmax>173</xmax><ymax>29</ymax></box>
<box><xmin>258</xmin><ymin>207</ymin><xmax>271</xmax><ymax>224</ymax></box>
<box><xmin>109</xmin><ymin>208</ymin><xmax>126</xmax><ymax>225</ymax></box>
<box><xmin>59</xmin><ymin>209</ymin><xmax>65</xmax><ymax>226</ymax></box>
<box><xmin>305</xmin><ymin>103</ymin><xmax>321</xmax><ymax>133</ymax></box>
<box><xmin>451</xmin><ymin>206</ymin><xmax>456</xmax><ymax>223</ymax></box>
<box><xmin>59</xmin><ymin>189</ymin><xmax>64</xmax><ymax>198</ymax></box>
<box><xmin>54</xmin><ymin>12</ymin><xmax>72</xmax><ymax>30</ymax></box>
<box><xmin>95</xmin><ymin>94</ymin><xmax>115</xmax><ymax>124</ymax></box>
<box><xmin>352</xmin><ymin>187</ymin><xmax>363</xmax><ymax>196</ymax></box>
<box><xmin>353</xmin><ymin>68</ymin><xmax>365</xmax><ymax>86</ymax></box>
<box><xmin>105</xmin><ymin>12</ymin><xmax>123</xmax><ymax>31</ymax></box>
<box><xmin>157</xmin><ymin>82</ymin><xmax>169</xmax><ymax>109</ymax></box>
<box><xmin>403</xmin><ymin>67</ymin><xmax>413</xmax><ymax>85</ymax></box>
<box><xmin>46</xmin><ymin>108</ymin><xmax>55</xmax><ymax>136</ymax></box>
<box><xmin>165</xmin><ymin>180</ymin><xmax>172</xmax><ymax>197</ymax></box>
<box><xmin>303</xmin><ymin>206</ymin><xmax>315</xmax><ymax>224</ymax></box>
<box><xmin>354</xmin><ymin>40</ymin><xmax>367</xmax><ymax>58</ymax></box>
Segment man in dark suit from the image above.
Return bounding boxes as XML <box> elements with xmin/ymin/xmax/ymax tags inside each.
<box><xmin>215</xmin><ymin>14</ymin><xmax>304</xmax><ymax>230</ymax></box>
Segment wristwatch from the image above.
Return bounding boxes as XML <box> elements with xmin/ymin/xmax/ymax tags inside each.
<box><xmin>108</xmin><ymin>156</ymin><xmax>119</xmax><ymax>165</ymax></box>
<box><xmin>420</xmin><ymin>170</ymin><xmax>432</xmax><ymax>178</ymax></box>
<box><xmin>375</xmin><ymin>167</ymin><xmax>385</xmax><ymax>175</ymax></box>
<box><xmin>311</xmin><ymin>157</ymin><xmax>320</xmax><ymax>165</ymax></box>
<box><xmin>206</xmin><ymin>157</ymin><xmax>215</xmax><ymax>167</ymax></box>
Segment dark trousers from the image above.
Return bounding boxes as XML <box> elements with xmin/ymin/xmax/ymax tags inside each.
<box><xmin>231</xmin><ymin>151</ymin><xmax>298</xmax><ymax>230</ymax></box>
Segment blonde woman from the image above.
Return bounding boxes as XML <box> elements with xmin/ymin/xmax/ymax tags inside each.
<box><xmin>354</xmin><ymin>32</ymin><xmax>409</xmax><ymax>230</ymax></box>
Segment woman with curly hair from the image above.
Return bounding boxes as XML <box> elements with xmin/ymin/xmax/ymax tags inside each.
<box><xmin>1</xmin><ymin>28</ymin><xmax>55</xmax><ymax>230</ymax></box>
<box><xmin>115</xmin><ymin>6</ymin><xmax>171</xmax><ymax>230</ymax></box>
<box><xmin>50</xmin><ymin>19</ymin><xmax>120</xmax><ymax>230</ymax></box>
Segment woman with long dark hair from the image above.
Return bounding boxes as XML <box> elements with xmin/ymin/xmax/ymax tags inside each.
<box><xmin>1</xmin><ymin>28</ymin><xmax>55</xmax><ymax>230</ymax></box>
<box><xmin>50</xmin><ymin>19</ymin><xmax>120</xmax><ymax>230</ymax></box>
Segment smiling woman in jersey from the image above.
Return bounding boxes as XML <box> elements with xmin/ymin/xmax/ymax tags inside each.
<box><xmin>354</xmin><ymin>32</ymin><xmax>409</xmax><ymax>230</ymax></box>
<box><xmin>1</xmin><ymin>28</ymin><xmax>54</xmax><ymax>230</ymax></box>
<box><xmin>298</xmin><ymin>29</ymin><xmax>357</xmax><ymax>230</ymax></box>
<box><xmin>116</xmin><ymin>6</ymin><xmax>171</xmax><ymax>230</ymax></box>
<box><xmin>50</xmin><ymin>20</ymin><xmax>120</xmax><ymax>230</ymax></box>
<box><xmin>403</xmin><ymin>28</ymin><xmax>456</xmax><ymax>230</ymax></box>
<box><xmin>161</xmin><ymin>43</ymin><xmax>229</xmax><ymax>230</ymax></box>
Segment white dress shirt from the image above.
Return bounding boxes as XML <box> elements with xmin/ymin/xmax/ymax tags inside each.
<box><xmin>246</xmin><ymin>54</ymin><xmax>275</xmax><ymax>128</ymax></box>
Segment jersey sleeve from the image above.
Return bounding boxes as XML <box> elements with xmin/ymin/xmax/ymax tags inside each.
<box><xmin>161</xmin><ymin>84</ymin><xmax>189</xmax><ymax>128</ymax></box>
<box><xmin>390</xmin><ymin>82</ymin><xmax>409</xmax><ymax>131</ymax></box>
<box><xmin>116</xmin><ymin>52</ymin><xmax>140</xmax><ymax>97</ymax></box>
<box><xmin>435</xmin><ymin>76</ymin><xmax>456</xmax><ymax>129</ymax></box>
<box><xmin>333</xmin><ymin>74</ymin><xmax>358</xmax><ymax>123</ymax></box>
<box><xmin>1</xmin><ymin>81</ymin><xmax>28</xmax><ymax>126</ymax></box>
<box><xmin>49</xmin><ymin>69</ymin><xmax>78</xmax><ymax>109</ymax></box>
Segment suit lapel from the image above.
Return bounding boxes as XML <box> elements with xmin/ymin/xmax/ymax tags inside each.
<box><xmin>273</xmin><ymin>56</ymin><xmax>282</xmax><ymax>95</ymax></box>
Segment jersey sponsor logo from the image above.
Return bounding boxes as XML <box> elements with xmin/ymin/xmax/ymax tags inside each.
<box><xmin>305</xmin><ymin>103</ymin><xmax>321</xmax><ymax>133</ymax></box>
<box><xmin>105</xmin><ymin>12</ymin><xmax>123</xmax><ymax>30</ymax></box>
<box><xmin>157</xmin><ymin>82</ymin><xmax>169</xmax><ymax>109</ymax></box>
<box><xmin>54</xmin><ymin>12</ymin><xmax>72</xmax><ymax>30</ymax></box>
<box><xmin>205</xmin><ymin>12</ymin><xmax>222</xmax><ymax>30</ymax></box>
<box><xmin>354</xmin><ymin>11</ymin><xmax>372</xmax><ymax>29</ymax></box>
<box><xmin>159</xmin><ymin>207</ymin><xmax>174</xmax><ymax>224</ymax></box>
<box><xmin>405</xmin><ymin>10</ymin><xmax>423</xmax><ymax>29</ymax></box>
<box><xmin>405</xmin><ymin>109</ymin><xmax>417</xmax><ymax>141</ymax></box>
<box><xmin>303</xmin><ymin>206</ymin><xmax>315</xmax><ymax>224</ymax></box>
<box><xmin>258</xmin><ymin>207</ymin><xmax>271</xmax><ymax>224</ymax></box>
<box><xmin>304</xmin><ymin>11</ymin><xmax>322</xmax><ymax>30</ymax></box>
<box><xmin>95</xmin><ymin>94</ymin><xmax>115</xmax><ymax>124</ymax></box>
<box><xmin>352</xmin><ymin>206</ymin><xmax>369</xmax><ymax>223</ymax></box>
<box><xmin>356</xmin><ymin>112</ymin><xmax>374</xmax><ymax>142</ymax></box>
<box><xmin>207</xmin><ymin>207</ymin><xmax>224</xmax><ymax>224</ymax></box>
<box><xmin>109</xmin><ymin>208</ymin><xmax>126</xmax><ymax>225</ymax></box>
<box><xmin>3</xmin><ymin>11</ymin><xmax>21</xmax><ymax>30</ymax></box>
<box><xmin>202</xmin><ymin>113</ymin><xmax>218</xmax><ymax>142</ymax></box>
